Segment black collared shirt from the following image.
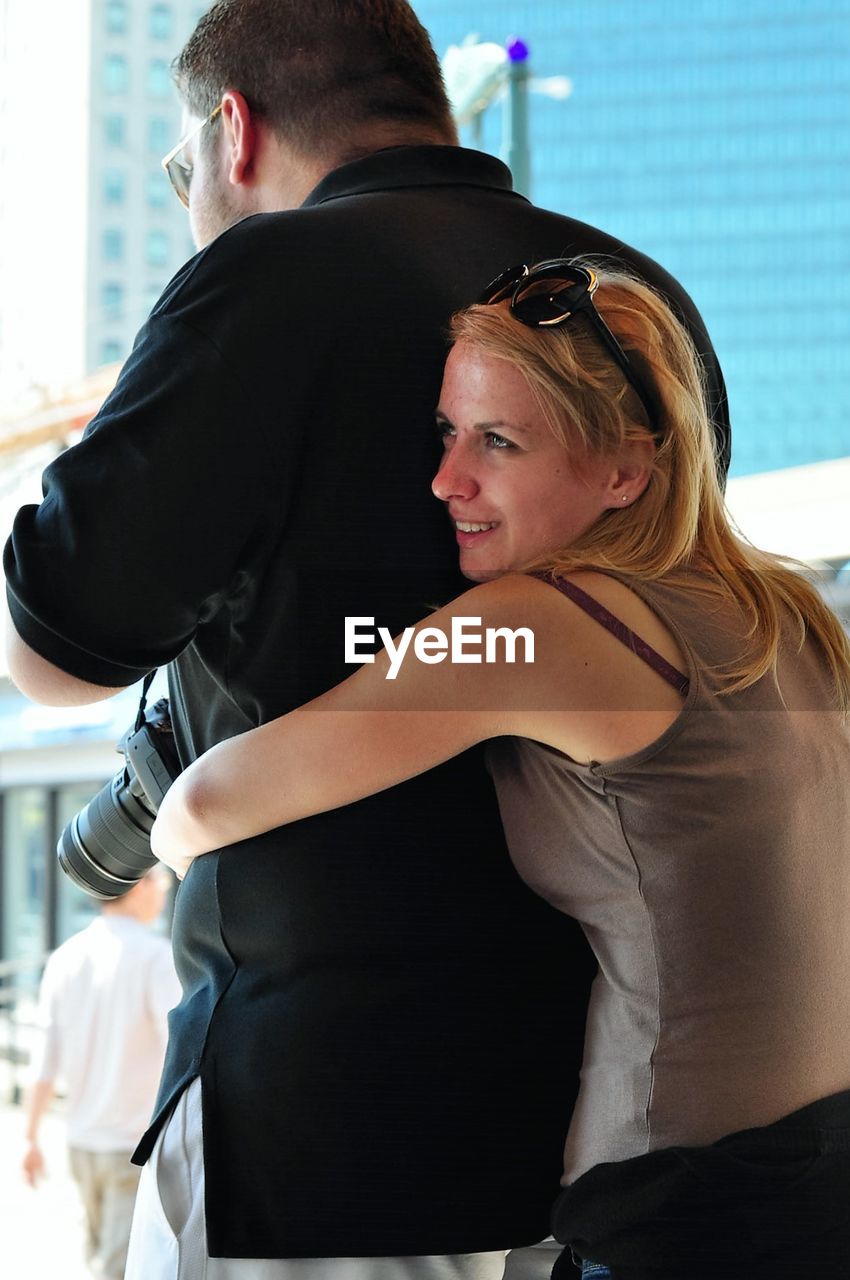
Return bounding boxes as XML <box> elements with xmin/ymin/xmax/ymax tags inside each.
<box><xmin>5</xmin><ymin>146</ymin><xmax>729</xmax><ymax>1257</ymax></box>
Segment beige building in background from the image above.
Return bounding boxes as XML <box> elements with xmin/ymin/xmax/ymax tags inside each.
<box><xmin>0</xmin><ymin>0</ymin><xmax>200</xmax><ymax>405</ymax></box>
<box><xmin>0</xmin><ymin>0</ymin><xmax>201</xmax><ymax>967</ymax></box>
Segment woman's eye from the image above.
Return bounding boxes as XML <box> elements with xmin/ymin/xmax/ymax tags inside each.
<box><xmin>436</xmin><ymin>420</ymin><xmax>455</xmax><ymax>442</ymax></box>
<box><xmin>484</xmin><ymin>431</ymin><xmax>515</xmax><ymax>450</ymax></box>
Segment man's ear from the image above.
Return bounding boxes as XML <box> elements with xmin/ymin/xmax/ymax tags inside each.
<box><xmin>220</xmin><ymin>90</ymin><xmax>257</xmax><ymax>187</ymax></box>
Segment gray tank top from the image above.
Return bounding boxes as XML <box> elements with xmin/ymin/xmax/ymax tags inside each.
<box><xmin>486</xmin><ymin>572</ymin><xmax>850</xmax><ymax>1183</ymax></box>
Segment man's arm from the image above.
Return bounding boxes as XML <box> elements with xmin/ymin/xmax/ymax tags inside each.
<box><xmin>21</xmin><ymin>1078</ymin><xmax>55</xmax><ymax>1187</ymax></box>
<box><xmin>3</xmin><ymin>305</ymin><xmax>281</xmax><ymax>706</ymax></box>
<box><xmin>22</xmin><ymin>951</ymin><xmax>63</xmax><ymax>1189</ymax></box>
<box><xmin>4</xmin><ymin>604</ymin><xmax>125</xmax><ymax>706</ymax></box>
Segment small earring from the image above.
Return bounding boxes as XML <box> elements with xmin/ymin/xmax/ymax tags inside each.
<box><xmin>621</xmin><ymin>494</ymin><xmax>629</xmax><ymax>503</ymax></box>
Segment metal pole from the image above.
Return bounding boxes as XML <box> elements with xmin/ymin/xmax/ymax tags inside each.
<box><xmin>501</xmin><ymin>38</ymin><xmax>531</xmax><ymax>199</ymax></box>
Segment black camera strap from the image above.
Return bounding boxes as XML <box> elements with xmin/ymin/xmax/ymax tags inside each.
<box><xmin>134</xmin><ymin>670</ymin><xmax>159</xmax><ymax>732</ymax></box>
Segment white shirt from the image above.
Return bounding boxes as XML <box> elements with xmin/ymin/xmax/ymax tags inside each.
<box><xmin>32</xmin><ymin>914</ymin><xmax>181</xmax><ymax>1151</ymax></box>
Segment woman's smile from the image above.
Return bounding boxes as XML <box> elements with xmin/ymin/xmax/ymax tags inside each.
<box><xmin>433</xmin><ymin>341</ymin><xmax>618</xmax><ymax>580</ymax></box>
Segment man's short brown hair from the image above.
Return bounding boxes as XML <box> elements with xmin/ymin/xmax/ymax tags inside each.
<box><xmin>174</xmin><ymin>0</ymin><xmax>456</xmax><ymax>158</ymax></box>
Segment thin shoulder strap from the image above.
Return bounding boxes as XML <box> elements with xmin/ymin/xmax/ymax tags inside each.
<box><xmin>532</xmin><ymin>573</ymin><xmax>690</xmax><ymax>696</ymax></box>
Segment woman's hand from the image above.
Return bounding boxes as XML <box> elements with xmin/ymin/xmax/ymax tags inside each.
<box><xmin>149</xmin><ymin>737</ymin><xmax>255</xmax><ymax>878</ymax></box>
<box><xmin>150</xmin><ymin>767</ymin><xmax>214</xmax><ymax>880</ymax></box>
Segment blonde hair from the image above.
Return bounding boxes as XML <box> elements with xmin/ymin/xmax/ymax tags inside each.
<box><xmin>451</xmin><ymin>262</ymin><xmax>850</xmax><ymax>714</ymax></box>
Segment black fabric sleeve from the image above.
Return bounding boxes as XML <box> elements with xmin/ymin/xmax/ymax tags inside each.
<box><xmin>4</xmin><ymin>314</ymin><xmax>278</xmax><ymax>687</ymax></box>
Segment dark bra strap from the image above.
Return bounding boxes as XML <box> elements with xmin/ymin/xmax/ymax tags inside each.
<box><xmin>532</xmin><ymin>572</ymin><xmax>690</xmax><ymax>696</ymax></box>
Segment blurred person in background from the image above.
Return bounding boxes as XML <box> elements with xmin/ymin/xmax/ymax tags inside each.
<box><xmin>4</xmin><ymin>1</ymin><xmax>729</xmax><ymax>1276</ymax></box>
<box><xmin>22</xmin><ymin>867</ymin><xmax>180</xmax><ymax>1280</ymax></box>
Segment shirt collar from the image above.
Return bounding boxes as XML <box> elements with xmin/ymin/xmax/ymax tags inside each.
<box><xmin>300</xmin><ymin>145</ymin><xmax>523</xmax><ymax>208</ymax></box>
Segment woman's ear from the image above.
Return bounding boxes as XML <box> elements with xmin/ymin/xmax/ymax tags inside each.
<box><xmin>602</xmin><ymin>439</ymin><xmax>655</xmax><ymax>509</ymax></box>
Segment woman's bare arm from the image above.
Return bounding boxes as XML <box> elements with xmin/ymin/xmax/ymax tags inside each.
<box><xmin>150</xmin><ymin>575</ymin><xmax>559</xmax><ymax>877</ymax></box>
<box><xmin>150</xmin><ymin>570</ymin><xmax>685</xmax><ymax>878</ymax></box>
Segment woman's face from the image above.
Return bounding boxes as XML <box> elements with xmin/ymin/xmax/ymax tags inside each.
<box><xmin>433</xmin><ymin>341</ymin><xmax>623</xmax><ymax>581</ymax></box>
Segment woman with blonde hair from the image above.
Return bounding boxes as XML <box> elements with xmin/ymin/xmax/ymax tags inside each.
<box><xmin>152</xmin><ymin>260</ymin><xmax>850</xmax><ymax>1279</ymax></box>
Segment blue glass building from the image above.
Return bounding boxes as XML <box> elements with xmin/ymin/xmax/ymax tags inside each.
<box><xmin>413</xmin><ymin>0</ymin><xmax>850</xmax><ymax>477</ymax></box>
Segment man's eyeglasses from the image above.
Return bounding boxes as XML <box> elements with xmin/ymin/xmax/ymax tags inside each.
<box><xmin>477</xmin><ymin>260</ymin><xmax>659</xmax><ymax>434</ymax></box>
<box><xmin>161</xmin><ymin>104</ymin><xmax>223</xmax><ymax>209</ymax></box>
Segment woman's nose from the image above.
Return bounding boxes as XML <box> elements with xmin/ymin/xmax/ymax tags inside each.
<box><xmin>432</xmin><ymin>445</ymin><xmax>480</xmax><ymax>502</ymax></box>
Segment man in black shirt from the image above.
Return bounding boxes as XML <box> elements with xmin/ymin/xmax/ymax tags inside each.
<box><xmin>4</xmin><ymin>2</ymin><xmax>730</xmax><ymax>1274</ymax></box>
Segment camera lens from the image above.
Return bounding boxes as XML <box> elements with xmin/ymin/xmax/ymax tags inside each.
<box><xmin>57</xmin><ymin>768</ymin><xmax>159</xmax><ymax>900</ymax></box>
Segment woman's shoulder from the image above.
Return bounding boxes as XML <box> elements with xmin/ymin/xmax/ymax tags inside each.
<box><xmin>449</xmin><ymin>570</ymin><xmax>690</xmax><ymax>696</ymax></box>
<box><xmin>486</xmin><ymin>569</ymin><xmax>693</xmax><ymax>679</ymax></box>
<box><xmin>448</xmin><ymin>568</ymin><xmax>666</xmax><ymax>616</ymax></box>
<box><xmin>448</xmin><ymin>568</ymin><xmax>691</xmax><ymax>654</ymax></box>
<box><xmin>436</xmin><ymin>572</ymin><xmax>571</xmax><ymax>626</ymax></box>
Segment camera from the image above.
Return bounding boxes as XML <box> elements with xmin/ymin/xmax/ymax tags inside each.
<box><xmin>57</xmin><ymin>697</ymin><xmax>181</xmax><ymax>900</ymax></box>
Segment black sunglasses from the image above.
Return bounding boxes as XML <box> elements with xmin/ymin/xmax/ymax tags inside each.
<box><xmin>477</xmin><ymin>260</ymin><xmax>659</xmax><ymax>435</ymax></box>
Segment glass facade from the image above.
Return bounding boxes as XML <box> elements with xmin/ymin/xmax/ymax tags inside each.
<box><xmin>147</xmin><ymin>58</ymin><xmax>171</xmax><ymax>97</ymax></box>
<box><xmin>99</xmin><ymin>338</ymin><xmax>123</xmax><ymax>364</ymax></box>
<box><xmin>103</xmin><ymin>168</ymin><xmax>126</xmax><ymax>204</ymax></box>
<box><xmin>101</xmin><ymin>280</ymin><xmax>124</xmax><ymax>318</ymax></box>
<box><xmin>1</xmin><ymin>789</ymin><xmax>50</xmax><ymax>965</ymax></box>
<box><xmin>105</xmin><ymin>0</ymin><xmax>128</xmax><ymax>35</ymax></box>
<box><xmin>0</xmin><ymin>678</ymin><xmax>173</xmax><ymax>961</ymax></box>
<box><xmin>0</xmin><ymin>779</ymin><xmax>176</xmax><ymax>962</ymax></box>
<box><xmin>145</xmin><ymin>228</ymin><xmax>169</xmax><ymax>265</ymax></box>
<box><xmin>85</xmin><ymin>1</ymin><xmax>200</xmax><ymax>374</ymax></box>
<box><xmin>147</xmin><ymin>170</ymin><xmax>169</xmax><ymax>208</ymax></box>
<box><xmin>102</xmin><ymin>227</ymin><xmax>124</xmax><ymax>261</ymax></box>
<box><xmin>150</xmin><ymin>5</ymin><xmax>174</xmax><ymax>41</ymax></box>
<box><xmin>104</xmin><ymin>112</ymin><xmax>126</xmax><ymax>147</ymax></box>
<box><xmin>103</xmin><ymin>52</ymin><xmax>128</xmax><ymax>94</ymax></box>
<box><xmin>413</xmin><ymin>0</ymin><xmax>850</xmax><ymax>477</ymax></box>
<box><xmin>148</xmin><ymin>116</ymin><xmax>171</xmax><ymax>155</ymax></box>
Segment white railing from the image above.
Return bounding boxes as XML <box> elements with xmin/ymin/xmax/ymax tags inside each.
<box><xmin>0</xmin><ymin>952</ymin><xmax>48</xmax><ymax>1104</ymax></box>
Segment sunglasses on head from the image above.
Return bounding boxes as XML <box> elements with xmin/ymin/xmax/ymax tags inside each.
<box><xmin>477</xmin><ymin>260</ymin><xmax>659</xmax><ymax>435</ymax></box>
